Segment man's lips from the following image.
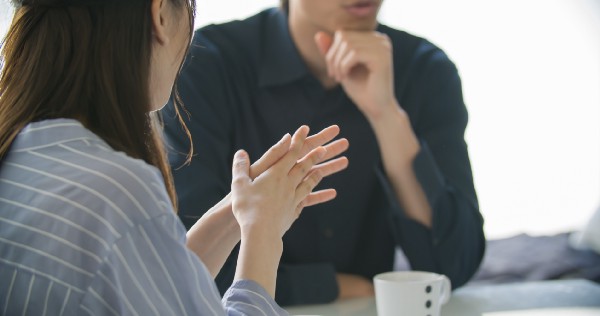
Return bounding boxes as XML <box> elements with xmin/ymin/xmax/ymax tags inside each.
<box><xmin>343</xmin><ymin>1</ymin><xmax>379</xmax><ymax>18</ymax></box>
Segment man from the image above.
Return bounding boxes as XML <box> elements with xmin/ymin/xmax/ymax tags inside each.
<box><xmin>162</xmin><ymin>0</ymin><xmax>485</xmax><ymax>306</ymax></box>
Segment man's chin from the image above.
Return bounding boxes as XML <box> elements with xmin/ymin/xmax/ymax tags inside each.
<box><xmin>334</xmin><ymin>18</ymin><xmax>379</xmax><ymax>31</ymax></box>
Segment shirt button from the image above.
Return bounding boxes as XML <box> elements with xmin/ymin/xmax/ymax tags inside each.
<box><xmin>324</xmin><ymin>228</ymin><xmax>334</xmax><ymax>238</ymax></box>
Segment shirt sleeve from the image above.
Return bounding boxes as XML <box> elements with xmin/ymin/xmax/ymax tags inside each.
<box><xmin>382</xmin><ymin>47</ymin><xmax>485</xmax><ymax>289</ymax></box>
<box><xmin>79</xmin><ymin>213</ymin><xmax>287</xmax><ymax>315</ymax></box>
<box><xmin>223</xmin><ymin>280</ymin><xmax>288</xmax><ymax>315</ymax></box>
<box><xmin>273</xmin><ymin>263</ymin><xmax>339</xmax><ymax>305</ymax></box>
<box><xmin>214</xmin><ymin>246</ymin><xmax>339</xmax><ymax>306</ymax></box>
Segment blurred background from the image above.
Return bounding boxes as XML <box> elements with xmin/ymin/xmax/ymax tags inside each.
<box><xmin>1</xmin><ymin>0</ymin><xmax>598</xmax><ymax>240</ymax></box>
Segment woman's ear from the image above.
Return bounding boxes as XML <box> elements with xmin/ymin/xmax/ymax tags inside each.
<box><xmin>150</xmin><ymin>0</ymin><xmax>170</xmax><ymax>45</ymax></box>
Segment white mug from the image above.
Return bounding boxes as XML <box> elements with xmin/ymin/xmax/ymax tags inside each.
<box><xmin>373</xmin><ymin>271</ymin><xmax>451</xmax><ymax>316</ymax></box>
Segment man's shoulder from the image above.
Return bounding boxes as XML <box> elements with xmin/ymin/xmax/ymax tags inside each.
<box><xmin>192</xmin><ymin>8</ymin><xmax>276</xmax><ymax>54</ymax></box>
<box><xmin>185</xmin><ymin>8</ymin><xmax>279</xmax><ymax>73</ymax></box>
<box><xmin>379</xmin><ymin>24</ymin><xmax>448</xmax><ymax>61</ymax></box>
<box><xmin>199</xmin><ymin>8</ymin><xmax>274</xmax><ymax>35</ymax></box>
<box><xmin>378</xmin><ymin>24</ymin><xmax>455</xmax><ymax>79</ymax></box>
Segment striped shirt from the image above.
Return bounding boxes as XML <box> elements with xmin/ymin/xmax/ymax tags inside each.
<box><xmin>0</xmin><ymin>119</ymin><xmax>286</xmax><ymax>316</ymax></box>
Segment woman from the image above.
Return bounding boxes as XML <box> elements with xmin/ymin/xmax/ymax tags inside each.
<box><xmin>0</xmin><ymin>0</ymin><xmax>348</xmax><ymax>315</ymax></box>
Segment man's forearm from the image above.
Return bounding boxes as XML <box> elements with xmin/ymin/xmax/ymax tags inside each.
<box><xmin>369</xmin><ymin>102</ymin><xmax>432</xmax><ymax>228</ymax></box>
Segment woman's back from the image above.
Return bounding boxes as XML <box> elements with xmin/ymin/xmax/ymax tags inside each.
<box><xmin>0</xmin><ymin>118</ymin><xmax>224</xmax><ymax>315</ymax></box>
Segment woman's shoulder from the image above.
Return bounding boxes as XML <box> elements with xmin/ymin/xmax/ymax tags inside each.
<box><xmin>0</xmin><ymin>120</ymin><xmax>179</xmax><ymax>283</ymax></box>
<box><xmin>5</xmin><ymin>119</ymin><xmax>173</xmax><ymax>225</ymax></box>
<box><xmin>59</xmin><ymin>134</ymin><xmax>173</xmax><ymax>222</ymax></box>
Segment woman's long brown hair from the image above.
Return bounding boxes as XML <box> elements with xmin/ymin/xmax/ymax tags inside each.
<box><xmin>0</xmin><ymin>0</ymin><xmax>195</xmax><ymax>211</ymax></box>
<box><xmin>280</xmin><ymin>0</ymin><xmax>289</xmax><ymax>13</ymax></box>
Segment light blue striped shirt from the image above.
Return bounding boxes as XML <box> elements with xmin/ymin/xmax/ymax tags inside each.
<box><xmin>0</xmin><ymin>119</ymin><xmax>286</xmax><ymax>316</ymax></box>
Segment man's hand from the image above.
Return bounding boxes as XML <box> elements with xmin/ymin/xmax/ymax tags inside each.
<box><xmin>336</xmin><ymin>273</ymin><xmax>375</xmax><ymax>300</ymax></box>
<box><xmin>316</xmin><ymin>31</ymin><xmax>431</xmax><ymax>228</ymax></box>
<box><xmin>315</xmin><ymin>30</ymin><xmax>396</xmax><ymax>121</ymax></box>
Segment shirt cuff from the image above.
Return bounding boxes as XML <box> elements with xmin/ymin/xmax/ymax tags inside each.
<box><xmin>412</xmin><ymin>141</ymin><xmax>445</xmax><ymax>207</ymax></box>
<box><xmin>374</xmin><ymin>166</ymin><xmax>438</xmax><ymax>272</ymax></box>
<box><xmin>374</xmin><ymin>140</ymin><xmax>453</xmax><ymax>245</ymax></box>
<box><xmin>412</xmin><ymin>141</ymin><xmax>455</xmax><ymax>244</ymax></box>
<box><xmin>223</xmin><ymin>279</ymin><xmax>288</xmax><ymax>315</ymax></box>
<box><xmin>275</xmin><ymin>263</ymin><xmax>339</xmax><ymax>306</ymax></box>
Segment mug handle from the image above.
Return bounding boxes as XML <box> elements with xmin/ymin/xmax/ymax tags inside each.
<box><xmin>440</xmin><ymin>275</ymin><xmax>451</xmax><ymax>304</ymax></box>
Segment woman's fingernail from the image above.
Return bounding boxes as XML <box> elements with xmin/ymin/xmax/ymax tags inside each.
<box><xmin>279</xmin><ymin>133</ymin><xmax>291</xmax><ymax>144</ymax></box>
<box><xmin>236</xmin><ymin>149</ymin><xmax>247</xmax><ymax>159</ymax></box>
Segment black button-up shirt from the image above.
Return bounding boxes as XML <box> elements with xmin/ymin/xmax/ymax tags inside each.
<box><xmin>162</xmin><ymin>8</ymin><xmax>485</xmax><ymax>306</ymax></box>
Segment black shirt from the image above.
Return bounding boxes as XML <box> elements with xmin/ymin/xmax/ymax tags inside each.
<box><xmin>162</xmin><ymin>8</ymin><xmax>485</xmax><ymax>306</ymax></box>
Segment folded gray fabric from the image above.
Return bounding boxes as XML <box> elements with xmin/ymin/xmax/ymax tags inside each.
<box><xmin>470</xmin><ymin>232</ymin><xmax>600</xmax><ymax>285</ymax></box>
<box><xmin>394</xmin><ymin>232</ymin><xmax>600</xmax><ymax>286</ymax></box>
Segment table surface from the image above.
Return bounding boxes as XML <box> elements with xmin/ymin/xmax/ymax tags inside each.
<box><xmin>284</xmin><ymin>279</ymin><xmax>600</xmax><ymax>316</ymax></box>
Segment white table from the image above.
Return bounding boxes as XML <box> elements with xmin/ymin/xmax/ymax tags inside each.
<box><xmin>285</xmin><ymin>279</ymin><xmax>600</xmax><ymax>315</ymax></box>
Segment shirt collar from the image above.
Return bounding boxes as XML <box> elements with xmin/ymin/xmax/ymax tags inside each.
<box><xmin>258</xmin><ymin>9</ymin><xmax>309</xmax><ymax>87</ymax></box>
<box><xmin>10</xmin><ymin>118</ymin><xmax>107</xmax><ymax>152</ymax></box>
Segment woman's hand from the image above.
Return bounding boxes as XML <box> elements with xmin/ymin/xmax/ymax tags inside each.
<box><xmin>231</xmin><ymin>125</ymin><xmax>331</xmax><ymax>237</ymax></box>
<box><xmin>231</xmin><ymin>125</ymin><xmax>348</xmax><ymax>296</ymax></box>
<box><xmin>185</xmin><ymin>125</ymin><xmax>348</xmax><ymax>278</ymax></box>
<box><xmin>250</xmin><ymin>125</ymin><xmax>349</xmax><ymax>207</ymax></box>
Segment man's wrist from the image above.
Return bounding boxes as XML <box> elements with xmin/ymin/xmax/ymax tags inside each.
<box><xmin>369</xmin><ymin>102</ymin><xmax>420</xmax><ymax>172</ymax></box>
<box><xmin>362</xmin><ymin>97</ymin><xmax>399</xmax><ymax>123</ymax></box>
